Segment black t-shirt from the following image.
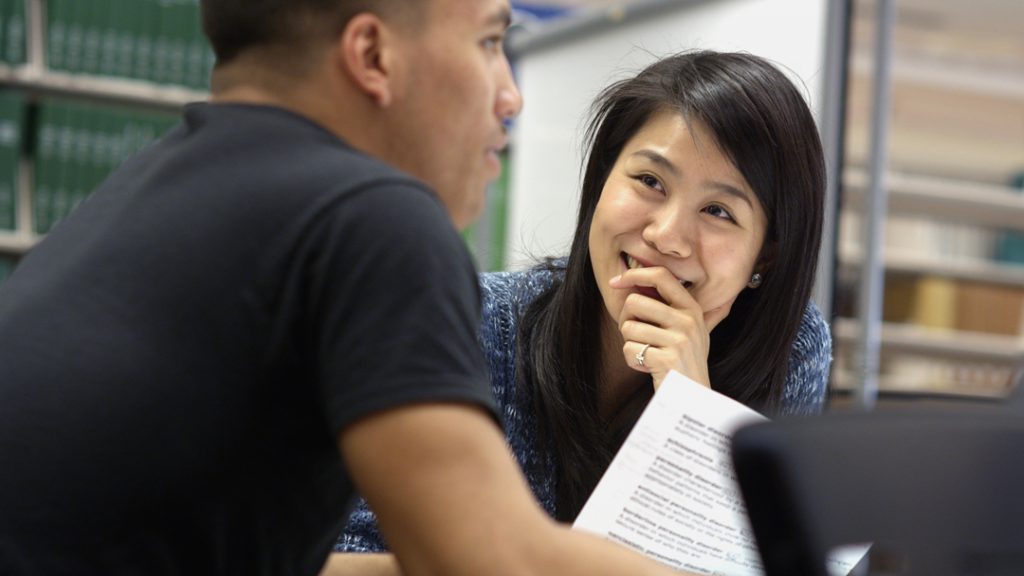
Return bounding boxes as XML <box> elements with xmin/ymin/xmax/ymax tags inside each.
<box><xmin>0</xmin><ymin>103</ymin><xmax>496</xmax><ymax>575</ymax></box>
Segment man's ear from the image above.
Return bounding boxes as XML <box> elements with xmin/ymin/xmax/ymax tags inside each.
<box><xmin>337</xmin><ymin>13</ymin><xmax>395</xmax><ymax>107</ymax></box>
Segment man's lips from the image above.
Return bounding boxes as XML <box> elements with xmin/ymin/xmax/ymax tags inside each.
<box><xmin>489</xmin><ymin>131</ymin><xmax>509</xmax><ymax>154</ymax></box>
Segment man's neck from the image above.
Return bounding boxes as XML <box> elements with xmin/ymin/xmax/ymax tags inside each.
<box><xmin>209</xmin><ymin>57</ymin><xmax>301</xmax><ymax>108</ymax></box>
<box><xmin>209</xmin><ymin>58</ymin><xmax>377</xmax><ymax>150</ymax></box>
<box><xmin>207</xmin><ymin>52</ymin><xmax>398</xmax><ymax>182</ymax></box>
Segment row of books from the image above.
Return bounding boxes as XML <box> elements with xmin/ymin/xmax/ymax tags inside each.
<box><xmin>0</xmin><ymin>91</ymin><xmax>177</xmax><ymax>234</ymax></box>
<box><xmin>0</xmin><ymin>0</ymin><xmax>27</xmax><ymax>65</ymax></box>
<box><xmin>47</xmin><ymin>0</ymin><xmax>213</xmax><ymax>89</ymax></box>
<box><xmin>840</xmin><ymin>210</ymin><xmax>1009</xmax><ymax>263</ymax></box>
<box><xmin>0</xmin><ymin>90</ymin><xmax>24</xmax><ymax>231</ymax></box>
<box><xmin>834</xmin><ymin>348</ymin><xmax>1017</xmax><ymax>397</ymax></box>
<box><xmin>840</xmin><ymin>180</ymin><xmax>1024</xmax><ymax>266</ymax></box>
<box><xmin>0</xmin><ymin>93</ymin><xmax>512</xmax><ymax>269</ymax></box>
<box><xmin>836</xmin><ymin>267</ymin><xmax>1024</xmax><ymax>337</ymax></box>
<box><xmin>31</xmin><ymin>98</ymin><xmax>176</xmax><ymax>234</ymax></box>
<box><xmin>882</xmin><ymin>275</ymin><xmax>1024</xmax><ymax>337</ymax></box>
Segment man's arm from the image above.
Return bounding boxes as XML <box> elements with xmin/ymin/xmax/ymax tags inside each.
<box><xmin>338</xmin><ymin>403</ymin><xmax>690</xmax><ymax>576</ymax></box>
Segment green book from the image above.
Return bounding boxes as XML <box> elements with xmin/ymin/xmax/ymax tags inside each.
<box><xmin>80</xmin><ymin>0</ymin><xmax>105</xmax><ymax>75</ymax></box>
<box><xmin>58</xmin><ymin>102</ymin><xmax>82</xmax><ymax>221</ymax></box>
<box><xmin>88</xmin><ymin>106</ymin><xmax>110</xmax><ymax>196</ymax></box>
<box><xmin>46</xmin><ymin>0</ymin><xmax>68</xmax><ymax>71</ymax></box>
<box><xmin>98</xmin><ymin>107</ymin><xmax>124</xmax><ymax>191</ymax></box>
<box><xmin>76</xmin><ymin>102</ymin><xmax>106</xmax><ymax>215</ymax></box>
<box><xmin>63</xmin><ymin>0</ymin><xmax>88</xmax><ymax>74</ymax></box>
<box><xmin>135</xmin><ymin>111</ymin><xmax>159</xmax><ymax>152</ymax></box>
<box><xmin>112</xmin><ymin>0</ymin><xmax>136</xmax><ymax>79</ymax></box>
<box><xmin>72</xmin><ymin>102</ymin><xmax>102</xmax><ymax>214</ymax></box>
<box><xmin>0</xmin><ymin>0</ymin><xmax>10</xmax><ymax>64</ymax></box>
<box><xmin>184</xmin><ymin>0</ymin><xmax>208</xmax><ymax>89</ymax></box>
<box><xmin>151</xmin><ymin>0</ymin><xmax>173</xmax><ymax>84</ymax></box>
<box><xmin>108</xmin><ymin>108</ymin><xmax>129</xmax><ymax>167</ymax></box>
<box><xmin>98</xmin><ymin>0</ymin><xmax>120</xmax><ymax>77</ymax></box>
<box><xmin>32</xmin><ymin>101</ymin><xmax>59</xmax><ymax>234</ymax></box>
<box><xmin>119</xmin><ymin>110</ymin><xmax>142</xmax><ymax>160</ymax></box>
<box><xmin>98</xmin><ymin>107</ymin><xmax>123</xmax><ymax>184</ymax></box>
<box><xmin>5</xmin><ymin>0</ymin><xmax>27</xmax><ymax>65</ymax></box>
<box><xmin>167</xmin><ymin>0</ymin><xmax>191</xmax><ymax>87</ymax></box>
<box><xmin>133</xmin><ymin>0</ymin><xmax>159</xmax><ymax>82</ymax></box>
<box><xmin>0</xmin><ymin>90</ymin><xmax>24</xmax><ymax>231</ymax></box>
<box><xmin>107</xmin><ymin>107</ymin><xmax>128</xmax><ymax>168</ymax></box>
<box><xmin>118</xmin><ymin>109</ymin><xmax>146</xmax><ymax>163</ymax></box>
<box><xmin>51</xmin><ymin>102</ymin><xmax>79</xmax><ymax>228</ymax></box>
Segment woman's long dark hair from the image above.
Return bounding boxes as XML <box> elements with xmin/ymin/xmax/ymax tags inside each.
<box><xmin>516</xmin><ymin>51</ymin><xmax>826</xmax><ymax>521</ymax></box>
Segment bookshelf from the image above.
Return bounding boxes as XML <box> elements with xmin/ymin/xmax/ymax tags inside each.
<box><xmin>0</xmin><ymin>0</ymin><xmax>208</xmax><ymax>275</ymax></box>
<box><xmin>834</xmin><ymin>0</ymin><xmax>1024</xmax><ymax>401</ymax></box>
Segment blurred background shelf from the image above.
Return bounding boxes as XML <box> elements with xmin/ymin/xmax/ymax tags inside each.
<box><xmin>0</xmin><ymin>63</ymin><xmax>204</xmax><ymax>111</ymax></box>
<box><xmin>835</xmin><ymin>0</ymin><xmax>1024</xmax><ymax>401</ymax></box>
<box><xmin>840</xmin><ymin>247</ymin><xmax>1024</xmax><ymax>287</ymax></box>
<box><xmin>0</xmin><ymin>232</ymin><xmax>35</xmax><ymax>254</ymax></box>
<box><xmin>833</xmin><ymin>318</ymin><xmax>1024</xmax><ymax>363</ymax></box>
<box><xmin>842</xmin><ymin>169</ymin><xmax>1024</xmax><ymax>231</ymax></box>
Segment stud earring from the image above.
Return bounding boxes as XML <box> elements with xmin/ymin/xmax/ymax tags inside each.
<box><xmin>747</xmin><ymin>273</ymin><xmax>763</xmax><ymax>289</ymax></box>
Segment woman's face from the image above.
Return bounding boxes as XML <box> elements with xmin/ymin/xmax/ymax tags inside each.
<box><xmin>588</xmin><ymin>109</ymin><xmax>769</xmax><ymax>333</ymax></box>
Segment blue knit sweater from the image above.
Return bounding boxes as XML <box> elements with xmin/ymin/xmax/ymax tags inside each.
<box><xmin>335</xmin><ymin>266</ymin><xmax>832</xmax><ymax>552</ymax></box>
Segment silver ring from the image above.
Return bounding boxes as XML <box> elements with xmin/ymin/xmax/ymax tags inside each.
<box><xmin>635</xmin><ymin>344</ymin><xmax>651</xmax><ymax>368</ymax></box>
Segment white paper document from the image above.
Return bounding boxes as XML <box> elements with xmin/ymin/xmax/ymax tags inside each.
<box><xmin>573</xmin><ymin>370</ymin><xmax>866</xmax><ymax>575</ymax></box>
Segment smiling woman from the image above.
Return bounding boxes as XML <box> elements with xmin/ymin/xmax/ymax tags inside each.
<box><xmin>589</xmin><ymin>110</ymin><xmax>770</xmax><ymax>391</ymax></box>
<box><xmin>335</xmin><ymin>50</ymin><xmax>830</xmax><ymax>561</ymax></box>
<box><xmin>519</xmin><ymin>50</ymin><xmax>829</xmax><ymax>520</ymax></box>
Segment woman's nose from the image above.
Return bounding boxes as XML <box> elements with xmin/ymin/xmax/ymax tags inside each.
<box><xmin>642</xmin><ymin>208</ymin><xmax>695</xmax><ymax>258</ymax></box>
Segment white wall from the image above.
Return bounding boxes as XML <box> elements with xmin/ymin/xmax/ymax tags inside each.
<box><xmin>505</xmin><ymin>0</ymin><xmax>830</xmax><ymax>270</ymax></box>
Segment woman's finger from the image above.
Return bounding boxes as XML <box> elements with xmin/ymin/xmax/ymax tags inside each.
<box><xmin>610</xmin><ymin>266</ymin><xmax>701</xmax><ymax>313</ymax></box>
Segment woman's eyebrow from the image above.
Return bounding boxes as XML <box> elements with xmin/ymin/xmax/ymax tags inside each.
<box><xmin>706</xmin><ymin>182</ymin><xmax>754</xmax><ymax>209</ymax></box>
<box><xmin>630</xmin><ymin>149</ymin><xmax>681</xmax><ymax>180</ymax></box>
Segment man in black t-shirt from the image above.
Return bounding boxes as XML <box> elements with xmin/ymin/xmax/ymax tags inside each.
<box><xmin>0</xmin><ymin>2</ymin><xmax>684</xmax><ymax>576</ymax></box>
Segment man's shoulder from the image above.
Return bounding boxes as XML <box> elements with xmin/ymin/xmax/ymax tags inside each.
<box><xmin>186</xmin><ymin>102</ymin><xmax>429</xmax><ymax>195</ymax></box>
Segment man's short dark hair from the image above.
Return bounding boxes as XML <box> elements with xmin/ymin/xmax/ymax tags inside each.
<box><xmin>200</xmin><ymin>0</ymin><xmax>411</xmax><ymax>65</ymax></box>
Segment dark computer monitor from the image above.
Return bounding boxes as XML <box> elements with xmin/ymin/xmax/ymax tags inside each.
<box><xmin>731</xmin><ymin>406</ymin><xmax>1024</xmax><ymax>576</ymax></box>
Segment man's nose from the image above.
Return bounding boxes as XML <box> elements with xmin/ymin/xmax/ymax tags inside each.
<box><xmin>496</xmin><ymin>59</ymin><xmax>523</xmax><ymax>121</ymax></box>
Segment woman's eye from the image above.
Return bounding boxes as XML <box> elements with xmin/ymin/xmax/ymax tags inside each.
<box><xmin>636</xmin><ymin>174</ymin><xmax>664</xmax><ymax>192</ymax></box>
<box><xmin>704</xmin><ymin>204</ymin><xmax>736</xmax><ymax>222</ymax></box>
